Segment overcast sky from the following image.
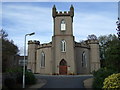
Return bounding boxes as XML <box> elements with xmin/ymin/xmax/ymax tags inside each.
<box><xmin>1</xmin><ymin>2</ymin><xmax>118</xmax><ymax>55</ymax></box>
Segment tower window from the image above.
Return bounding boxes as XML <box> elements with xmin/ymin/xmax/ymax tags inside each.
<box><xmin>40</xmin><ymin>51</ymin><xmax>45</xmax><ymax>68</ymax></box>
<box><xmin>61</xmin><ymin>40</ymin><xmax>66</xmax><ymax>52</ymax></box>
<box><xmin>61</xmin><ymin>20</ymin><xmax>66</xmax><ymax>31</ymax></box>
<box><xmin>82</xmin><ymin>52</ymin><xmax>87</xmax><ymax>68</ymax></box>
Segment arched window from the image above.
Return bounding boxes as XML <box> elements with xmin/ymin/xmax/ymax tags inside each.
<box><xmin>61</xmin><ymin>40</ymin><xmax>66</xmax><ymax>52</ymax></box>
<box><xmin>40</xmin><ymin>51</ymin><xmax>45</xmax><ymax>68</ymax></box>
<box><xmin>61</xmin><ymin>20</ymin><xmax>66</xmax><ymax>31</ymax></box>
<box><xmin>82</xmin><ymin>52</ymin><xmax>87</xmax><ymax>68</ymax></box>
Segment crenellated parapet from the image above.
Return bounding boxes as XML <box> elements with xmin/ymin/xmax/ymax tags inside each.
<box><xmin>86</xmin><ymin>40</ymin><xmax>99</xmax><ymax>44</ymax></box>
<box><xmin>28</xmin><ymin>40</ymin><xmax>40</xmax><ymax>45</ymax></box>
<box><xmin>38</xmin><ymin>42</ymin><xmax>52</xmax><ymax>49</ymax></box>
<box><xmin>56</xmin><ymin>11</ymin><xmax>70</xmax><ymax>16</ymax></box>
<box><xmin>52</xmin><ymin>5</ymin><xmax>74</xmax><ymax>18</ymax></box>
<box><xmin>75</xmin><ymin>41</ymin><xmax>90</xmax><ymax>49</ymax></box>
<box><xmin>75</xmin><ymin>39</ymin><xmax>99</xmax><ymax>49</ymax></box>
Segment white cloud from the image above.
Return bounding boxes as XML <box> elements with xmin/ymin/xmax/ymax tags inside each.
<box><xmin>74</xmin><ymin>11</ymin><xmax>117</xmax><ymax>41</ymax></box>
<box><xmin>2</xmin><ymin>0</ymin><xmax>119</xmax><ymax>2</ymax></box>
<box><xmin>0</xmin><ymin>3</ymin><xmax>2</xmax><ymax>30</ymax></box>
<box><xmin>3</xmin><ymin>4</ymin><xmax>52</xmax><ymax>33</ymax></box>
<box><xmin>2</xmin><ymin>3</ymin><xmax>117</xmax><ymax>55</ymax></box>
<box><xmin>2</xmin><ymin>3</ymin><xmax>54</xmax><ymax>55</ymax></box>
<box><xmin>3</xmin><ymin>3</ymin><xmax>53</xmax><ymax>38</ymax></box>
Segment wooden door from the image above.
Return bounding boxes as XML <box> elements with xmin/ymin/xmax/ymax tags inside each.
<box><xmin>59</xmin><ymin>59</ymin><xmax>67</xmax><ymax>75</ymax></box>
<box><xmin>59</xmin><ymin>66</ymin><xmax>67</xmax><ymax>75</ymax></box>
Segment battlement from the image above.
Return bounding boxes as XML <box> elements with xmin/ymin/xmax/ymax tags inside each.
<box><xmin>28</xmin><ymin>40</ymin><xmax>40</xmax><ymax>45</ymax></box>
<box><xmin>75</xmin><ymin>42</ymin><xmax>90</xmax><ymax>48</ymax></box>
<box><xmin>38</xmin><ymin>42</ymin><xmax>52</xmax><ymax>49</ymax></box>
<box><xmin>75</xmin><ymin>40</ymin><xmax>99</xmax><ymax>48</ymax></box>
<box><xmin>52</xmin><ymin>5</ymin><xmax>74</xmax><ymax>18</ymax></box>
<box><xmin>56</xmin><ymin>11</ymin><xmax>70</xmax><ymax>16</ymax></box>
<box><xmin>87</xmin><ymin>40</ymin><xmax>99</xmax><ymax>44</ymax></box>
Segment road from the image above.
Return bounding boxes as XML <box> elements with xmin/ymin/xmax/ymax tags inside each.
<box><xmin>35</xmin><ymin>75</ymin><xmax>93</xmax><ymax>88</ymax></box>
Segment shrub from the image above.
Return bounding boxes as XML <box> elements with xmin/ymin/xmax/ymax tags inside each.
<box><xmin>5</xmin><ymin>67</ymin><xmax>36</xmax><ymax>85</ymax></box>
<box><xmin>4</xmin><ymin>77</ymin><xmax>16</xmax><ymax>89</ymax></box>
<box><xmin>16</xmin><ymin>72</ymin><xmax>23</xmax><ymax>84</ymax></box>
<box><xmin>68</xmin><ymin>72</ymin><xmax>75</xmax><ymax>75</ymax></box>
<box><xmin>25</xmin><ymin>71</ymin><xmax>37</xmax><ymax>85</ymax></box>
<box><xmin>6</xmin><ymin>67</ymin><xmax>22</xmax><ymax>73</ymax></box>
<box><xmin>103</xmin><ymin>73</ymin><xmax>120</xmax><ymax>89</ymax></box>
<box><xmin>92</xmin><ymin>68</ymin><xmax>116</xmax><ymax>88</ymax></box>
<box><xmin>52</xmin><ymin>73</ymin><xmax>59</xmax><ymax>75</ymax></box>
<box><xmin>16</xmin><ymin>70</ymin><xmax>36</xmax><ymax>85</ymax></box>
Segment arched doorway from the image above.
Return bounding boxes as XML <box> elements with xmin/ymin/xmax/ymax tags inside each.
<box><xmin>59</xmin><ymin>59</ymin><xmax>67</xmax><ymax>75</ymax></box>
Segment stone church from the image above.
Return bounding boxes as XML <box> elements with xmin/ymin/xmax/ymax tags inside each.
<box><xmin>27</xmin><ymin>5</ymin><xmax>100</xmax><ymax>75</ymax></box>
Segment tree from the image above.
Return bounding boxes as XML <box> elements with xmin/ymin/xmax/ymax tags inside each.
<box><xmin>98</xmin><ymin>35</ymin><xmax>109</xmax><ymax>67</ymax></box>
<box><xmin>87</xmin><ymin>34</ymin><xmax>97</xmax><ymax>40</ymax></box>
<box><xmin>0</xmin><ymin>29</ymin><xmax>8</xmax><ymax>39</ymax></box>
<box><xmin>1</xmin><ymin>29</ymin><xmax>19</xmax><ymax>72</ymax></box>
<box><xmin>105</xmin><ymin>36</ymin><xmax>120</xmax><ymax>72</ymax></box>
<box><xmin>98</xmin><ymin>34</ymin><xmax>120</xmax><ymax>72</ymax></box>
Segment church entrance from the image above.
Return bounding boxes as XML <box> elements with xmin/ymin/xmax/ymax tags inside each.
<box><xmin>59</xmin><ymin>59</ymin><xmax>67</xmax><ymax>75</ymax></box>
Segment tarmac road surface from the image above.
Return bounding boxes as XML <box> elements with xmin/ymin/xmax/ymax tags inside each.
<box><xmin>35</xmin><ymin>74</ymin><xmax>93</xmax><ymax>88</ymax></box>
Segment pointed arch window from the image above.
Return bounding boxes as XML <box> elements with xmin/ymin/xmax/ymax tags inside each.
<box><xmin>82</xmin><ymin>52</ymin><xmax>87</xmax><ymax>68</ymax></box>
<box><xmin>61</xmin><ymin>20</ymin><xmax>66</xmax><ymax>31</ymax></box>
<box><xmin>61</xmin><ymin>40</ymin><xmax>66</xmax><ymax>52</ymax></box>
<box><xmin>40</xmin><ymin>51</ymin><xmax>45</xmax><ymax>68</ymax></box>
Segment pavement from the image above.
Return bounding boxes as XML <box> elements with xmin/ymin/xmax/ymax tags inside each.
<box><xmin>25</xmin><ymin>78</ymin><xmax>47</xmax><ymax>90</ymax></box>
<box><xmin>26</xmin><ymin>75</ymin><xmax>93</xmax><ymax>90</ymax></box>
<box><xmin>1</xmin><ymin>74</ymin><xmax>93</xmax><ymax>89</ymax></box>
<box><xmin>83</xmin><ymin>77</ymin><xmax>94</xmax><ymax>88</ymax></box>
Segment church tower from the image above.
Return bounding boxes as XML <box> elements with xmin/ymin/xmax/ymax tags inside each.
<box><xmin>52</xmin><ymin>5</ymin><xmax>76</xmax><ymax>74</ymax></box>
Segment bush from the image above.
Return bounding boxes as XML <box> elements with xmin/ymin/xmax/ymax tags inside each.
<box><xmin>68</xmin><ymin>72</ymin><xmax>75</xmax><ymax>75</ymax></box>
<box><xmin>103</xmin><ymin>73</ymin><xmax>120</xmax><ymax>89</ymax></box>
<box><xmin>52</xmin><ymin>73</ymin><xmax>59</xmax><ymax>75</ymax></box>
<box><xmin>5</xmin><ymin>67</ymin><xmax>36</xmax><ymax>85</ymax></box>
<box><xmin>92</xmin><ymin>68</ymin><xmax>116</xmax><ymax>88</ymax></box>
<box><xmin>6</xmin><ymin>67</ymin><xmax>22</xmax><ymax>73</ymax></box>
<box><xmin>4</xmin><ymin>77</ymin><xmax>16</xmax><ymax>89</ymax></box>
<box><xmin>16</xmin><ymin>71</ymin><xmax>37</xmax><ymax>85</ymax></box>
<box><xmin>25</xmin><ymin>71</ymin><xmax>37</xmax><ymax>85</ymax></box>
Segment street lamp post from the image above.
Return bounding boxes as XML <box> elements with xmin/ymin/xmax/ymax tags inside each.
<box><xmin>23</xmin><ymin>32</ymin><xmax>35</xmax><ymax>88</ymax></box>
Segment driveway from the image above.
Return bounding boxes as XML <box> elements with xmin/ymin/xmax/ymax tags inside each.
<box><xmin>35</xmin><ymin>75</ymin><xmax>93</xmax><ymax>88</ymax></box>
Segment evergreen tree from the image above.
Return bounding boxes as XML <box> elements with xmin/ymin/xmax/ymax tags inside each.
<box><xmin>98</xmin><ymin>34</ymin><xmax>120</xmax><ymax>72</ymax></box>
<box><xmin>1</xmin><ymin>29</ymin><xmax>19</xmax><ymax>72</ymax></box>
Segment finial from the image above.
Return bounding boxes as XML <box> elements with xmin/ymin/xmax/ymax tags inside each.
<box><xmin>70</xmin><ymin>5</ymin><xmax>74</xmax><ymax>17</ymax></box>
<box><xmin>70</xmin><ymin>4</ymin><xmax>73</xmax><ymax>8</ymax></box>
<box><xmin>53</xmin><ymin>5</ymin><xmax>56</xmax><ymax>9</ymax></box>
<box><xmin>52</xmin><ymin>5</ymin><xmax>56</xmax><ymax>18</ymax></box>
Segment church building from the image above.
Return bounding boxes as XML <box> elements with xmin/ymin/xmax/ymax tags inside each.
<box><xmin>27</xmin><ymin>5</ymin><xmax>100</xmax><ymax>75</ymax></box>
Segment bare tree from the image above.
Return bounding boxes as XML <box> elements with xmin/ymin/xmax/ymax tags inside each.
<box><xmin>0</xmin><ymin>29</ymin><xmax>8</xmax><ymax>39</ymax></box>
